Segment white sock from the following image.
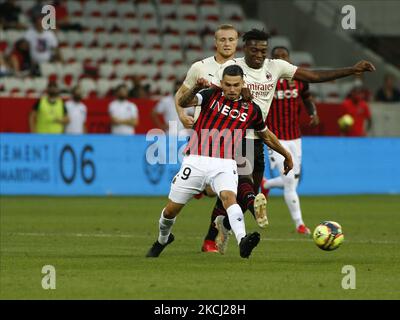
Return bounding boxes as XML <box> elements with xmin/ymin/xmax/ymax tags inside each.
<box><xmin>158</xmin><ymin>209</ymin><xmax>176</xmax><ymax>244</ymax></box>
<box><xmin>226</xmin><ymin>204</ymin><xmax>246</xmax><ymax>245</ymax></box>
<box><xmin>283</xmin><ymin>176</ymin><xmax>304</xmax><ymax>227</ymax></box>
<box><xmin>264</xmin><ymin>176</ymin><xmax>284</xmax><ymax>189</ymax></box>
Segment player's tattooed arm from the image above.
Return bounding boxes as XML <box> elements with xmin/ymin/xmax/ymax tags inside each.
<box><xmin>175</xmin><ymin>85</ymin><xmax>195</xmax><ymax>128</ymax></box>
<box><xmin>258</xmin><ymin>129</ymin><xmax>293</xmax><ymax>175</ymax></box>
<box><xmin>294</xmin><ymin>60</ymin><xmax>376</xmax><ymax>83</ymax></box>
<box><xmin>178</xmin><ymin>78</ymin><xmax>210</xmax><ymax>108</ymax></box>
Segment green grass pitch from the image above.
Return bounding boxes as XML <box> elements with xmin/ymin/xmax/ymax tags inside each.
<box><xmin>1</xmin><ymin>195</ymin><xmax>399</xmax><ymax>299</ymax></box>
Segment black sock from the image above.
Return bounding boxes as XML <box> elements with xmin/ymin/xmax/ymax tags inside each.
<box><xmin>237</xmin><ymin>177</ymin><xmax>256</xmax><ymax>218</ymax></box>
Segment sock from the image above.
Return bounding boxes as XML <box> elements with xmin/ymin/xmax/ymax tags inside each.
<box><xmin>283</xmin><ymin>175</ymin><xmax>304</xmax><ymax>228</ymax></box>
<box><xmin>252</xmin><ymin>170</ymin><xmax>264</xmax><ymax>193</ymax></box>
<box><xmin>237</xmin><ymin>177</ymin><xmax>256</xmax><ymax>218</ymax></box>
<box><xmin>204</xmin><ymin>198</ymin><xmax>226</xmax><ymax>241</ymax></box>
<box><xmin>264</xmin><ymin>176</ymin><xmax>284</xmax><ymax>189</ymax></box>
<box><xmin>158</xmin><ymin>209</ymin><xmax>176</xmax><ymax>245</ymax></box>
<box><xmin>226</xmin><ymin>204</ymin><xmax>246</xmax><ymax>245</ymax></box>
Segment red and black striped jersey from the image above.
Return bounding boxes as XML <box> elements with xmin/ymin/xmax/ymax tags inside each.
<box><xmin>266</xmin><ymin>79</ymin><xmax>310</xmax><ymax>140</ymax></box>
<box><xmin>184</xmin><ymin>88</ymin><xmax>267</xmax><ymax>159</ymax></box>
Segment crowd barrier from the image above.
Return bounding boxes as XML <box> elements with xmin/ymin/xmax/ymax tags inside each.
<box><xmin>1</xmin><ymin>133</ymin><xmax>399</xmax><ymax>196</ymax></box>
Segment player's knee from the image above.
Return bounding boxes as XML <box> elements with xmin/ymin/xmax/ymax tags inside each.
<box><xmin>219</xmin><ymin>190</ymin><xmax>237</xmax><ymax>209</ymax></box>
<box><xmin>164</xmin><ymin>201</ymin><xmax>183</xmax><ymax>218</ymax></box>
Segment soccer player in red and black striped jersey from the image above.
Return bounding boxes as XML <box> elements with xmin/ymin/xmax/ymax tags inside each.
<box><xmin>262</xmin><ymin>46</ymin><xmax>320</xmax><ymax>234</ymax></box>
<box><xmin>146</xmin><ymin>65</ymin><xmax>293</xmax><ymax>259</ymax></box>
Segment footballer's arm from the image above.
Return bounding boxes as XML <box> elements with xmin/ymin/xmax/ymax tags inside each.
<box><xmin>178</xmin><ymin>78</ymin><xmax>210</xmax><ymax>108</ymax></box>
<box><xmin>294</xmin><ymin>60</ymin><xmax>376</xmax><ymax>83</ymax></box>
<box><xmin>258</xmin><ymin>128</ymin><xmax>293</xmax><ymax>175</ymax></box>
<box><xmin>175</xmin><ymin>84</ymin><xmax>195</xmax><ymax>128</ymax></box>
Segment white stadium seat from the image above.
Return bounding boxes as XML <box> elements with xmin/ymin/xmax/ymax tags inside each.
<box><xmin>290</xmin><ymin>51</ymin><xmax>315</xmax><ymax>67</ymax></box>
<box><xmin>116</xmin><ymin>2</ymin><xmax>136</xmax><ymax>18</ymax></box>
<box><xmin>162</xmin><ymin>34</ymin><xmax>182</xmax><ymax>50</ymax></box>
<box><xmin>242</xmin><ymin>19</ymin><xmax>268</xmax><ymax>33</ymax></box>
<box><xmin>269</xmin><ymin>36</ymin><xmax>292</xmax><ymax>51</ymax></box>
<box><xmin>137</xmin><ymin>2</ymin><xmax>157</xmax><ymax>19</ymax></box>
<box><xmin>199</xmin><ymin>4</ymin><xmax>221</xmax><ymax>21</ymax></box>
<box><xmin>221</xmin><ymin>3</ymin><xmax>244</xmax><ymax>21</ymax></box>
<box><xmin>99</xmin><ymin>63</ymin><xmax>115</xmax><ymax>78</ymax></box>
<box><xmin>97</xmin><ymin>78</ymin><xmax>113</xmax><ymax>97</ymax></box>
<box><xmin>185</xmin><ymin>49</ymin><xmax>204</xmax><ymax>64</ymax></box>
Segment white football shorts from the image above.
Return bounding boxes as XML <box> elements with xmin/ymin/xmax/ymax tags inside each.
<box><xmin>168</xmin><ymin>155</ymin><xmax>238</xmax><ymax>204</ymax></box>
<box><xmin>268</xmin><ymin>138</ymin><xmax>302</xmax><ymax>176</ymax></box>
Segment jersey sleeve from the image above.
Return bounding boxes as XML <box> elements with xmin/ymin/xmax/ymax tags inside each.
<box><xmin>196</xmin><ymin>88</ymin><xmax>216</xmax><ymax>109</ymax></box>
<box><xmin>183</xmin><ymin>62</ymin><xmax>200</xmax><ymax>88</ymax></box>
<box><xmin>276</xmin><ymin>59</ymin><xmax>298</xmax><ymax>80</ymax></box>
<box><xmin>252</xmin><ymin>103</ymin><xmax>268</xmax><ymax>132</ymax></box>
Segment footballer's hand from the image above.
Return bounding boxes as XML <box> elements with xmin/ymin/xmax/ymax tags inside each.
<box><xmin>353</xmin><ymin>60</ymin><xmax>376</xmax><ymax>74</ymax></box>
<box><xmin>241</xmin><ymin>87</ymin><xmax>253</xmax><ymax>102</ymax></box>
<box><xmin>179</xmin><ymin>113</ymin><xmax>195</xmax><ymax>128</ymax></box>
<box><xmin>283</xmin><ymin>154</ymin><xmax>293</xmax><ymax>176</ymax></box>
<box><xmin>309</xmin><ymin>114</ymin><xmax>320</xmax><ymax>127</ymax></box>
<box><xmin>195</xmin><ymin>78</ymin><xmax>211</xmax><ymax>90</ymax></box>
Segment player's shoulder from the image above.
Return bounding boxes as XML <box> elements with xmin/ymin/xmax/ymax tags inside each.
<box><xmin>191</xmin><ymin>56</ymin><xmax>215</xmax><ymax>68</ymax></box>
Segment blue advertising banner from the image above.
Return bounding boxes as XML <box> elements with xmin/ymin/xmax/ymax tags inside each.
<box><xmin>0</xmin><ymin>134</ymin><xmax>399</xmax><ymax>195</ymax></box>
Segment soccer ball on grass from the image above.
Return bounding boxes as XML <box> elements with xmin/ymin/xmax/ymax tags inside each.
<box><xmin>313</xmin><ymin>221</ymin><xmax>344</xmax><ymax>251</ymax></box>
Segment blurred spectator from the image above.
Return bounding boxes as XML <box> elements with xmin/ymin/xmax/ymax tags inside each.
<box><xmin>0</xmin><ymin>0</ymin><xmax>24</xmax><ymax>30</ymax></box>
<box><xmin>65</xmin><ymin>86</ymin><xmax>87</xmax><ymax>134</ymax></box>
<box><xmin>151</xmin><ymin>81</ymin><xmax>192</xmax><ymax>136</ymax></box>
<box><xmin>340</xmin><ymin>87</ymin><xmax>372</xmax><ymax>137</ymax></box>
<box><xmin>109</xmin><ymin>84</ymin><xmax>139</xmax><ymax>135</ymax></box>
<box><xmin>0</xmin><ymin>52</ymin><xmax>12</xmax><ymax>77</ymax></box>
<box><xmin>8</xmin><ymin>38</ymin><xmax>37</xmax><ymax>77</ymax></box>
<box><xmin>53</xmin><ymin>0</ymin><xmax>82</xmax><ymax>31</ymax></box>
<box><xmin>375</xmin><ymin>74</ymin><xmax>400</xmax><ymax>102</ymax></box>
<box><xmin>24</xmin><ymin>15</ymin><xmax>62</xmax><ymax>64</ymax></box>
<box><xmin>128</xmin><ymin>75</ymin><xmax>150</xmax><ymax>99</ymax></box>
<box><xmin>29</xmin><ymin>81</ymin><xmax>69</xmax><ymax>134</ymax></box>
<box><xmin>28</xmin><ymin>0</ymin><xmax>45</xmax><ymax>21</ymax></box>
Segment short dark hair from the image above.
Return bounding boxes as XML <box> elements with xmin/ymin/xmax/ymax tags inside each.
<box><xmin>242</xmin><ymin>28</ymin><xmax>269</xmax><ymax>43</ymax></box>
<box><xmin>222</xmin><ymin>65</ymin><xmax>244</xmax><ymax>78</ymax></box>
<box><xmin>271</xmin><ymin>46</ymin><xmax>290</xmax><ymax>56</ymax></box>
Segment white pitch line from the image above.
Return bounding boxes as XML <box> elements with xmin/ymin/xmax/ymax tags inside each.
<box><xmin>4</xmin><ymin>232</ymin><xmax>400</xmax><ymax>245</ymax></box>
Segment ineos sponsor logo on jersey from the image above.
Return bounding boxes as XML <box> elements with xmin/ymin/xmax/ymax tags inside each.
<box><xmin>211</xmin><ymin>101</ymin><xmax>248</xmax><ymax>122</ymax></box>
<box><xmin>274</xmin><ymin>89</ymin><xmax>299</xmax><ymax>99</ymax></box>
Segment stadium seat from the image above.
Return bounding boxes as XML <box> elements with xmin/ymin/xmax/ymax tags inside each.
<box><xmin>269</xmin><ymin>36</ymin><xmax>292</xmax><ymax>51</ymax></box>
<box><xmin>66</xmin><ymin>1</ymin><xmax>83</xmax><ymax>16</ymax></box>
<box><xmin>178</xmin><ymin>19</ymin><xmax>200</xmax><ymax>36</ymax></box>
<box><xmin>32</xmin><ymin>77</ymin><xmax>48</xmax><ymax>94</ymax></box>
<box><xmin>115</xmin><ymin>64</ymin><xmax>132</xmax><ymax>80</ymax></box>
<box><xmin>116</xmin><ymin>2</ymin><xmax>136</xmax><ymax>18</ymax></box>
<box><xmin>66</xmin><ymin>31</ymin><xmax>83</xmax><ymax>48</ymax></box>
<box><xmin>143</xmin><ymin>64</ymin><xmax>160</xmax><ymax>80</ymax></box>
<box><xmin>149</xmin><ymin>48</ymin><xmax>166</xmax><ymax>65</ymax></box>
<box><xmin>160</xmin><ymin>18</ymin><xmax>180</xmax><ymax>35</ymax></box>
<box><xmin>79</xmin><ymin>78</ymin><xmax>97</xmax><ymax>98</ymax></box>
<box><xmin>121</xmin><ymin>18</ymin><xmax>140</xmax><ymax>34</ymax></box>
<box><xmin>119</xmin><ymin>48</ymin><xmax>136</xmax><ymax>64</ymax></box>
<box><xmin>99</xmin><ymin>63</ymin><xmax>115</xmax><ymax>78</ymax></box>
<box><xmin>104</xmin><ymin>48</ymin><xmax>124</xmax><ymax>64</ymax></box>
<box><xmin>177</xmin><ymin>3</ymin><xmax>197</xmax><ymax>20</ymax></box>
<box><xmin>290</xmin><ymin>51</ymin><xmax>315</xmax><ymax>67</ymax></box>
<box><xmin>60</xmin><ymin>47</ymin><xmax>76</xmax><ymax>63</ymax></box>
<box><xmin>40</xmin><ymin>62</ymin><xmax>58</xmax><ymax>78</ymax></box>
<box><xmin>201</xmin><ymin>20</ymin><xmax>220</xmax><ymax>35</ymax></box>
<box><xmin>203</xmin><ymin>34</ymin><xmax>215</xmax><ymax>50</ymax></box>
<box><xmin>128</xmin><ymin>64</ymin><xmax>147</xmax><ymax>80</ymax></box>
<box><xmin>160</xmin><ymin>64</ymin><xmax>176</xmax><ymax>80</ymax></box>
<box><xmin>185</xmin><ymin>49</ymin><xmax>204</xmax><ymax>64</ymax></box>
<box><xmin>86</xmin><ymin>17</ymin><xmax>106</xmax><ymax>32</ymax></box>
<box><xmin>137</xmin><ymin>2</ymin><xmax>157</xmax><ymax>19</ymax></box>
<box><xmin>157</xmin><ymin>79</ymin><xmax>175</xmax><ymax>95</ymax></box>
<box><xmin>182</xmin><ymin>34</ymin><xmax>202</xmax><ymax>50</ymax></box>
<box><xmin>108</xmin><ymin>33</ymin><xmax>130</xmax><ymax>49</ymax></box>
<box><xmin>3</xmin><ymin>77</ymin><xmax>25</xmax><ymax>96</ymax></box>
<box><xmin>199</xmin><ymin>4</ymin><xmax>221</xmax><ymax>21</ymax></box>
<box><xmin>96</xmin><ymin>78</ymin><xmax>113</xmax><ymax>97</ymax></box>
<box><xmin>83</xmin><ymin>0</ymin><xmax>102</xmax><ymax>17</ymax></box>
<box><xmin>75</xmin><ymin>47</ymin><xmax>93</xmax><ymax>63</ymax></box>
<box><xmin>98</xmin><ymin>1</ymin><xmax>118</xmax><ymax>17</ymax></box>
<box><xmin>139</xmin><ymin>18</ymin><xmax>159</xmax><ymax>34</ymax></box>
<box><xmin>157</xmin><ymin>2</ymin><xmax>177</xmax><ymax>19</ymax></box>
<box><xmin>135</xmin><ymin>48</ymin><xmax>153</xmax><ymax>64</ymax></box>
<box><xmin>340</xmin><ymin>81</ymin><xmax>357</xmax><ymax>98</ymax></box>
<box><xmin>105</xmin><ymin>18</ymin><xmax>124</xmax><ymax>32</ymax></box>
<box><xmin>175</xmin><ymin>64</ymin><xmax>190</xmax><ymax>81</ymax></box>
<box><xmin>162</xmin><ymin>34</ymin><xmax>182</xmax><ymax>50</ymax></box>
<box><xmin>3</xmin><ymin>30</ymin><xmax>25</xmax><ymax>48</ymax></box>
<box><xmin>221</xmin><ymin>3</ymin><xmax>244</xmax><ymax>21</ymax></box>
<box><xmin>242</xmin><ymin>19</ymin><xmax>268</xmax><ymax>33</ymax></box>
<box><xmin>144</xmin><ymin>34</ymin><xmax>162</xmax><ymax>49</ymax></box>
<box><xmin>163</xmin><ymin>49</ymin><xmax>184</xmax><ymax>65</ymax></box>
<box><xmin>89</xmin><ymin>48</ymin><xmax>106</xmax><ymax>63</ymax></box>
<box><xmin>82</xmin><ymin>31</ymin><xmax>96</xmax><ymax>47</ymax></box>
<box><xmin>319</xmin><ymin>81</ymin><xmax>341</xmax><ymax>103</ymax></box>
